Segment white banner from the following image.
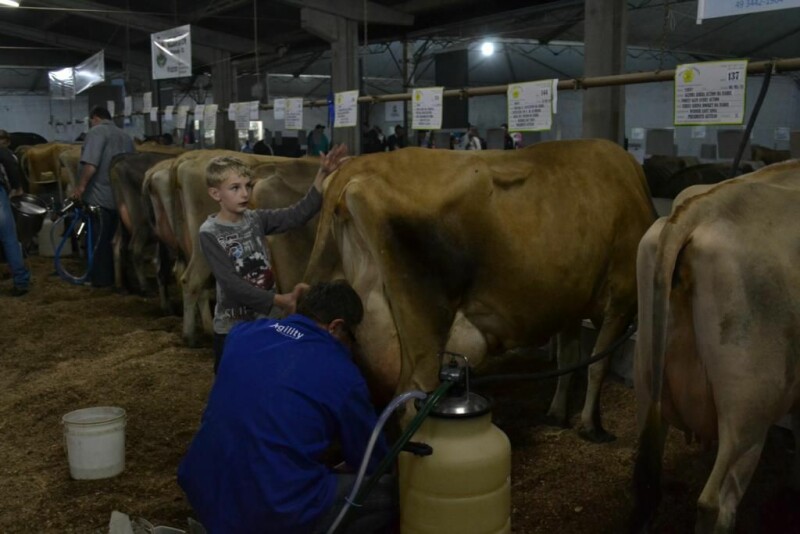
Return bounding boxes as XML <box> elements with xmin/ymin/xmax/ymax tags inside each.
<box><xmin>176</xmin><ymin>105</ymin><xmax>190</xmax><ymax>128</ymax></box>
<box><xmin>674</xmin><ymin>60</ymin><xmax>747</xmax><ymax>126</ymax></box>
<box><xmin>334</xmin><ymin>90</ymin><xmax>359</xmax><ymax>128</ymax></box>
<box><xmin>142</xmin><ymin>92</ymin><xmax>152</xmax><ymax>112</ymax></box>
<box><xmin>124</xmin><ymin>96</ymin><xmax>132</xmax><ymax>117</ymax></box>
<box><xmin>151</xmin><ymin>24</ymin><xmax>192</xmax><ymax>80</ymax></box>
<box><xmin>507</xmin><ymin>80</ymin><xmax>555</xmax><ymax>132</ymax></box>
<box><xmin>150</xmin><ymin>107</ymin><xmax>159</xmax><ymax>122</ymax></box>
<box><xmin>74</xmin><ymin>50</ymin><xmax>105</xmax><ymax>95</ymax></box>
<box><xmin>164</xmin><ymin>105</ymin><xmax>174</xmax><ymax>123</ymax></box>
<box><xmin>203</xmin><ymin>104</ymin><xmax>218</xmax><ymax>130</ymax></box>
<box><xmin>273</xmin><ymin>98</ymin><xmax>286</xmax><ymax>120</ymax></box>
<box><xmin>107</xmin><ymin>100</ymin><xmax>115</xmax><ymax>118</ymax></box>
<box><xmin>412</xmin><ymin>87</ymin><xmax>443</xmax><ymax>130</ymax></box>
<box><xmin>385</xmin><ymin>101</ymin><xmax>403</xmax><ymax>122</ymax></box>
<box><xmin>284</xmin><ymin>98</ymin><xmax>304</xmax><ymax>130</ymax></box>
<box><xmin>697</xmin><ymin>0</ymin><xmax>800</xmax><ymax>23</ymax></box>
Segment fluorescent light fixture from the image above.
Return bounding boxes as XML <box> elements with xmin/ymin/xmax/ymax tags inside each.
<box><xmin>481</xmin><ymin>41</ymin><xmax>495</xmax><ymax>57</ymax></box>
<box><xmin>0</xmin><ymin>0</ymin><xmax>20</xmax><ymax>6</ymax></box>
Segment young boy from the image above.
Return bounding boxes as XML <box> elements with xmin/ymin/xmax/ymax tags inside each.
<box><xmin>200</xmin><ymin>145</ymin><xmax>348</xmax><ymax>373</ymax></box>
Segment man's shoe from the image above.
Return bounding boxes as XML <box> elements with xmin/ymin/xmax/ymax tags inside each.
<box><xmin>11</xmin><ymin>286</ymin><xmax>29</xmax><ymax>297</ymax></box>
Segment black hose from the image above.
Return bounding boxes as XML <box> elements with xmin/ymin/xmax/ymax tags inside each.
<box><xmin>472</xmin><ymin>322</ymin><xmax>637</xmax><ymax>386</ymax></box>
<box><xmin>730</xmin><ymin>63</ymin><xmax>773</xmax><ymax>178</ymax></box>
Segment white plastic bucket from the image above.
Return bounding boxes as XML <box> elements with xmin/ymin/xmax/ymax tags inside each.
<box><xmin>62</xmin><ymin>406</ymin><xmax>127</xmax><ymax>480</ymax></box>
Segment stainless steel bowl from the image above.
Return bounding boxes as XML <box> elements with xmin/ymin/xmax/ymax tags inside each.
<box><xmin>10</xmin><ymin>193</ymin><xmax>47</xmax><ymax>249</ymax></box>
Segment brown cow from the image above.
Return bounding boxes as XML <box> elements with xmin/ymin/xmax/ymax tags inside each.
<box><xmin>304</xmin><ymin>140</ymin><xmax>655</xmax><ymax>439</ymax></box>
<box><xmin>632</xmin><ymin>160</ymin><xmax>800</xmax><ymax>533</ymax></box>
<box><xmin>18</xmin><ymin>142</ymin><xmax>77</xmax><ymax>194</ymax></box>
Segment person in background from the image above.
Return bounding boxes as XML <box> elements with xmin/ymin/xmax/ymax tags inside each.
<box><xmin>71</xmin><ymin>106</ymin><xmax>134</xmax><ymax>288</ymax></box>
<box><xmin>308</xmin><ymin>124</ymin><xmax>330</xmax><ymax>156</ymax></box>
<box><xmin>0</xmin><ymin>129</ymin><xmax>31</xmax><ymax>296</ymax></box>
<box><xmin>178</xmin><ymin>280</ymin><xmax>397</xmax><ymax>534</ymax></box>
<box><xmin>466</xmin><ymin>126</ymin><xmax>483</xmax><ymax>150</ymax></box>
<box><xmin>199</xmin><ymin>145</ymin><xmax>348</xmax><ymax>373</ymax></box>
<box><xmin>501</xmin><ymin>123</ymin><xmax>515</xmax><ymax>150</ymax></box>
<box><xmin>362</xmin><ymin>125</ymin><xmax>386</xmax><ymax>154</ymax></box>
<box><xmin>387</xmin><ymin>125</ymin><xmax>406</xmax><ymax>151</ymax></box>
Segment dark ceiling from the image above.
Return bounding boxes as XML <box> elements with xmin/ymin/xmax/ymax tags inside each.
<box><xmin>0</xmin><ymin>0</ymin><xmax>798</xmax><ymax>94</ymax></box>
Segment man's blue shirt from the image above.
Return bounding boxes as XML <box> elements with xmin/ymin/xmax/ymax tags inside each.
<box><xmin>178</xmin><ymin>314</ymin><xmax>387</xmax><ymax>533</ymax></box>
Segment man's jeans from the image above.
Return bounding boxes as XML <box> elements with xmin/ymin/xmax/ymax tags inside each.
<box><xmin>0</xmin><ymin>188</ymin><xmax>30</xmax><ymax>289</ymax></box>
<box><xmin>89</xmin><ymin>206</ymin><xmax>118</xmax><ymax>288</ymax></box>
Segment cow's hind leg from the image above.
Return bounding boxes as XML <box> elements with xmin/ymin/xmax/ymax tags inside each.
<box><xmin>579</xmin><ymin>313</ymin><xmax>631</xmax><ymax>442</ymax></box>
<box><xmin>695</xmin><ymin>419</ymin><xmax>768</xmax><ymax>533</ymax></box>
<box><xmin>545</xmin><ymin>321</ymin><xmax>581</xmax><ymax>427</ymax></box>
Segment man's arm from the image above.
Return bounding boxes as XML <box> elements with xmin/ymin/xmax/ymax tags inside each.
<box><xmin>72</xmin><ymin>163</ymin><xmax>96</xmax><ymax>199</ymax></box>
<box><xmin>338</xmin><ymin>382</ymin><xmax>389</xmax><ymax>473</ymax></box>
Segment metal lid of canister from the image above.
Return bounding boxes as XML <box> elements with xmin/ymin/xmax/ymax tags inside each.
<box><xmin>415</xmin><ymin>390</ymin><xmax>494</xmax><ymax>419</ymax></box>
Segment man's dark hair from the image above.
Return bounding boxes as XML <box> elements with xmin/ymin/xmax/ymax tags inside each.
<box><xmin>297</xmin><ymin>280</ymin><xmax>364</xmax><ymax>332</ymax></box>
<box><xmin>89</xmin><ymin>106</ymin><xmax>112</xmax><ymax>120</ymax></box>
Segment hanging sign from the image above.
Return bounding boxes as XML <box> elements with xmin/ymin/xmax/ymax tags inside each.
<box><xmin>176</xmin><ymin>105</ymin><xmax>190</xmax><ymax>128</ymax></box>
<box><xmin>334</xmin><ymin>90</ymin><xmax>359</xmax><ymax>128</ymax></box>
<box><xmin>630</xmin><ymin>127</ymin><xmax>645</xmax><ymax>140</ymax></box>
<box><xmin>163</xmin><ymin>105</ymin><xmax>174</xmax><ymax>123</ymax></box>
<box><xmin>385</xmin><ymin>101</ymin><xmax>403</xmax><ymax>122</ymax></box>
<box><xmin>203</xmin><ymin>104</ymin><xmax>218</xmax><ymax>130</ymax></box>
<box><xmin>124</xmin><ymin>96</ymin><xmax>132</xmax><ymax>118</ymax></box>
<box><xmin>674</xmin><ymin>60</ymin><xmax>747</xmax><ymax>126</ymax></box>
<box><xmin>284</xmin><ymin>98</ymin><xmax>304</xmax><ymax>130</ymax></box>
<box><xmin>273</xmin><ymin>98</ymin><xmax>286</xmax><ymax>120</ymax></box>
<box><xmin>151</xmin><ymin>24</ymin><xmax>192</xmax><ymax>80</ymax></box>
<box><xmin>411</xmin><ymin>87</ymin><xmax>443</xmax><ymax>130</ymax></box>
<box><xmin>194</xmin><ymin>104</ymin><xmax>204</xmax><ymax>122</ymax></box>
<box><xmin>249</xmin><ymin>100</ymin><xmax>260</xmax><ymax>120</ymax></box>
<box><xmin>142</xmin><ymin>92</ymin><xmax>152</xmax><ymax>112</ymax></box>
<box><xmin>107</xmin><ymin>100</ymin><xmax>115</xmax><ymax>118</ymax></box>
<box><xmin>697</xmin><ymin>0</ymin><xmax>800</xmax><ymax>23</ymax></box>
<box><xmin>234</xmin><ymin>102</ymin><xmax>255</xmax><ymax>130</ymax></box>
<box><xmin>74</xmin><ymin>50</ymin><xmax>105</xmax><ymax>94</ymax></box>
<box><xmin>48</xmin><ymin>68</ymin><xmax>75</xmax><ymax>100</ymax></box>
<box><xmin>507</xmin><ymin>79</ymin><xmax>556</xmax><ymax>132</ymax></box>
<box><xmin>775</xmin><ymin>127</ymin><xmax>791</xmax><ymax>142</ymax></box>
<box><xmin>150</xmin><ymin>107</ymin><xmax>159</xmax><ymax>122</ymax></box>
<box><xmin>692</xmin><ymin>125</ymin><xmax>707</xmax><ymax>139</ymax></box>
<box><xmin>228</xmin><ymin>102</ymin><xmax>239</xmax><ymax>122</ymax></box>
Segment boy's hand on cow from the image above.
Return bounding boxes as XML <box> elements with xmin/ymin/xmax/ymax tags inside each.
<box><xmin>273</xmin><ymin>283</ymin><xmax>310</xmax><ymax>315</ymax></box>
<box><xmin>314</xmin><ymin>145</ymin><xmax>349</xmax><ymax>191</ymax></box>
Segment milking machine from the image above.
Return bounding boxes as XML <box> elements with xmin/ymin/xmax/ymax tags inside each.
<box><xmin>52</xmin><ymin>198</ymin><xmax>103</xmax><ymax>285</ymax></box>
<box><xmin>331</xmin><ymin>324</ymin><xmax>637</xmax><ymax>534</ymax></box>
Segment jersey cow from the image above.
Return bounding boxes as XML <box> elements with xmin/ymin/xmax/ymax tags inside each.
<box><xmin>632</xmin><ymin>160</ymin><xmax>800</xmax><ymax>533</ymax></box>
<box><xmin>304</xmin><ymin>140</ymin><xmax>655</xmax><ymax>439</ymax></box>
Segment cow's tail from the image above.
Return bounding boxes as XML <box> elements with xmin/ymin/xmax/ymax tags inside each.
<box><xmin>631</xmin><ymin>201</ymin><xmax>702</xmax><ymax>532</ymax></box>
<box><xmin>303</xmin><ymin>168</ymin><xmax>348</xmax><ymax>284</ymax></box>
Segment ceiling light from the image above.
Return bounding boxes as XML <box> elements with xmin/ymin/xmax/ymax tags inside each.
<box><xmin>0</xmin><ymin>0</ymin><xmax>20</xmax><ymax>6</ymax></box>
<box><xmin>481</xmin><ymin>41</ymin><xmax>495</xmax><ymax>57</ymax></box>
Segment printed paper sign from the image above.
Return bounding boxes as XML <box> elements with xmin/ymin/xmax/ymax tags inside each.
<box><xmin>692</xmin><ymin>125</ymin><xmax>707</xmax><ymax>139</ymax></box>
<box><xmin>107</xmin><ymin>100</ymin><xmax>115</xmax><ymax>118</ymax></box>
<box><xmin>194</xmin><ymin>104</ymin><xmax>205</xmax><ymax>122</ymax></box>
<box><xmin>124</xmin><ymin>96</ymin><xmax>132</xmax><ymax>117</ymax></box>
<box><xmin>150</xmin><ymin>107</ymin><xmax>159</xmax><ymax>122</ymax></box>
<box><xmin>273</xmin><ymin>98</ymin><xmax>286</xmax><ymax>120</ymax></box>
<box><xmin>176</xmin><ymin>105</ymin><xmax>190</xmax><ymax>128</ymax></box>
<box><xmin>334</xmin><ymin>90</ymin><xmax>359</xmax><ymax>128</ymax></box>
<box><xmin>411</xmin><ymin>87</ymin><xmax>443</xmax><ymax>130</ymax></box>
<box><xmin>142</xmin><ymin>92</ymin><xmax>152</xmax><ymax>112</ymax></box>
<box><xmin>203</xmin><ymin>104</ymin><xmax>218</xmax><ymax>130</ymax></box>
<box><xmin>284</xmin><ymin>98</ymin><xmax>304</xmax><ymax>130</ymax></box>
<box><xmin>385</xmin><ymin>101</ymin><xmax>403</xmax><ymax>122</ymax></box>
<box><xmin>228</xmin><ymin>103</ymin><xmax>239</xmax><ymax>121</ymax></box>
<box><xmin>235</xmin><ymin>102</ymin><xmax>254</xmax><ymax>130</ymax></box>
<box><xmin>630</xmin><ymin>127</ymin><xmax>645</xmax><ymax>140</ymax></box>
<box><xmin>507</xmin><ymin>80</ymin><xmax>556</xmax><ymax>132</ymax></box>
<box><xmin>674</xmin><ymin>60</ymin><xmax>747</xmax><ymax>126</ymax></box>
<box><xmin>151</xmin><ymin>24</ymin><xmax>192</xmax><ymax>80</ymax></box>
<box><xmin>163</xmin><ymin>105</ymin><xmax>174</xmax><ymax>123</ymax></box>
<box><xmin>775</xmin><ymin>127</ymin><xmax>790</xmax><ymax>141</ymax></box>
<box><xmin>697</xmin><ymin>0</ymin><xmax>800</xmax><ymax>23</ymax></box>
<box><xmin>249</xmin><ymin>100</ymin><xmax>260</xmax><ymax>120</ymax></box>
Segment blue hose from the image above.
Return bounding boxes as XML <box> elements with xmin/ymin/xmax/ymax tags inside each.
<box><xmin>53</xmin><ymin>204</ymin><xmax>101</xmax><ymax>285</ymax></box>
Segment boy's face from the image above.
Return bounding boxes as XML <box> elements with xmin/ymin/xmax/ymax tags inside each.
<box><xmin>209</xmin><ymin>171</ymin><xmax>253</xmax><ymax>222</ymax></box>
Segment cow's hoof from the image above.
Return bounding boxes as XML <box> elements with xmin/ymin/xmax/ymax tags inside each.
<box><xmin>579</xmin><ymin>427</ymin><xmax>616</xmax><ymax>443</ymax></box>
<box><xmin>543</xmin><ymin>414</ymin><xmax>570</xmax><ymax>429</ymax></box>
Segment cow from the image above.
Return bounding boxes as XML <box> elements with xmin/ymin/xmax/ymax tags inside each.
<box><xmin>109</xmin><ymin>152</ymin><xmax>178</xmax><ymax>293</ymax></box>
<box><xmin>652</xmin><ymin>162</ymin><xmax>757</xmax><ymax>199</ymax></box>
<box><xmin>145</xmin><ymin>150</ymin><xmax>322</xmax><ymax>346</ymax></box>
<box><xmin>18</xmin><ymin>142</ymin><xmax>77</xmax><ymax>195</ymax></box>
<box><xmin>57</xmin><ymin>144</ymin><xmax>82</xmax><ymax>193</ymax></box>
<box><xmin>303</xmin><ymin>139</ymin><xmax>656</xmax><ymax>439</ymax></box>
<box><xmin>631</xmin><ymin>159</ymin><xmax>800</xmax><ymax>533</ymax></box>
<box><xmin>8</xmin><ymin>132</ymin><xmax>47</xmax><ymax>151</ymax></box>
<box><xmin>751</xmin><ymin>144</ymin><xmax>791</xmax><ymax>166</ymax></box>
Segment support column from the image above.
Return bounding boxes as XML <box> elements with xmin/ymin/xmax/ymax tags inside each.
<box><xmin>212</xmin><ymin>48</ymin><xmax>237</xmax><ymax>150</ymax></box>
<box><xmin>582</xmin><ymin>0</ymin><xmax>627</xmax><ymax>144</ymax></box>
<box><xmin>302</xmin><ymin>8</ymin><xmax>360</xmax><ymax>154</ymax></box>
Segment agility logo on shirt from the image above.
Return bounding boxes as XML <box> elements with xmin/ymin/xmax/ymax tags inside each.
<box><xmin>269</xmin><ymin>323</ymin><xmax>304</xmax><ymax>340</ymax></box>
